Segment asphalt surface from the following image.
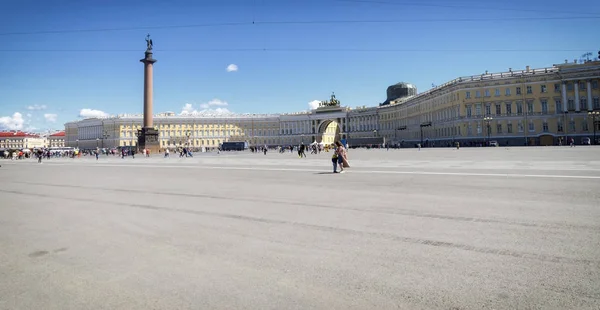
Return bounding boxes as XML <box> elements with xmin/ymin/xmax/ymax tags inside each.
<box><xmin>1</xmin><ymin>147</ymin><xmax>600</xmax><ymax>309</ymax></box>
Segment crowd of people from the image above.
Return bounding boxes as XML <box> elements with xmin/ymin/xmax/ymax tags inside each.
<box><xmin>2</xmin><ymin>141</ymin><xmax>352</xmax><ymax>173</ymax></box>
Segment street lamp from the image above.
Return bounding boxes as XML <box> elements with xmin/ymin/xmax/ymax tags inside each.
<box><xmin>589</xmin><ymin>111</ymin><xmax>600</xmax><ymax>145</ymax></box>
<box><xmin>483</xmin><ymin>116</ymin><xmax>493</xmax><ymax>145</ymax></box>
<box><xmin>395</xmin><ymin>126</ymin><xmax>407</xmax><ymax>147</ymax></box>
<box><xmin>420</xmin><ymin>122</ymin><xmax>432</xmax><ymax>147</ymax></box>
<box><xmin>101</xmin><ymin>130</ymin><xmax>109</xmax><ymax>149</ymax></box>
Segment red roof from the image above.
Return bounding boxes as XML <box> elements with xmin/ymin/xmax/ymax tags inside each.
<box><xmin>0</xmin><ymin>131</ymin><xmax>40</xmax><ymax>138</ymax></box>
<box><xmin>50</xmin><ymin>131</ymin><xmax>66</xmax><ymax>137</ymax></box>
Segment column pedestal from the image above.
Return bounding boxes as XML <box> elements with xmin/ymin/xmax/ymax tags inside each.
<box><xmin>138</xmin><ymin>127</ymin><xmax>160</xmax><ymax>155</ymax></box>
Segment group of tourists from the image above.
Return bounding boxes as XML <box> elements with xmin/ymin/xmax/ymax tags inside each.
<box><xmin>287</xmin><ymin>142</ymin><xmax>351</xmax><ymax>173</ymax></box>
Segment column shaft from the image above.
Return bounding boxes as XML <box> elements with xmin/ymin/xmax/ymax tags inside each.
<box><xmin>587</xmin><ymin>81</ymin><xmax>593</xmax><ymax>111</ymax></box>
<box><xmin>562</xmin><ymin>83</ymin><xmax>568</xmax><ymax>112</ymax></box>
<box><xmin>575</xmin><ymin>81</ymin><xmax>580</xmax><ymax>112</ymax></box>
<box><xmin>143</xmin><ymin>63</ymin><xmax>154</xmax><ymax>128</ymax></box>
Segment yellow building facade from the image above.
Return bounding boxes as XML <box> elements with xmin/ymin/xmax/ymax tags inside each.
<box><xmin>64</xmin><ymin>60</ymin><xmax>600</xmax><ymax>149</ymax></box>
<box><xmin>378</xmin><ymin>61</ymin><xmax>600</xmax><ymax>146</ymax></box>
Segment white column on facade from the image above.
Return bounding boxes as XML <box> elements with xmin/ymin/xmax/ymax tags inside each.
<box><xmin>575</xmin><ymin>81</ymin><xmax>580</xmax><ymax>112</ymax></box>
<box><xmin>562</xmin><ymin>82</ymin><xmax>568</xmax><ymax>112</ymax></box>
<box><xmin>587</xmin><ymin>80</ymin><xmax>593</xmax><ymax>111</ymax></box>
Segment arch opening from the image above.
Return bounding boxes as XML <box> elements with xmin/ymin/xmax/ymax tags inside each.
<box><xmin>316</xmin><ymin>120</ymin><xmax>341</xmax><ymax>145</ymax></box>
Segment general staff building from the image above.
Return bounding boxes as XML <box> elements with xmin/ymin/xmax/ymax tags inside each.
<box><xmin>65</xmin><ymin>60</ymin><xmax>600</xmax><ymax>150</ymax></box>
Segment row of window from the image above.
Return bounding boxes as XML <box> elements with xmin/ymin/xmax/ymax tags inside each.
<box><xmin>465</xmin><ymin>81</ymin><xmax>599</xmax><ymax>99</ymax></box>
<box><xmin>466</xmin><ymin>98</ymin><xmax>600</xmax><ymax>117</ymax></box>
<box><xmin>389</xmin><ymin>118</ymin><xmax>600</xmax><ymax>138</ymax></box>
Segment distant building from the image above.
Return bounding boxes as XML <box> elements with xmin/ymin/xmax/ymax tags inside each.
<box><xmin>0</xmin><ymin>131</ymin><xmax>45</xmax><ymax>149</ymax></box>
<box><xmin>380</xmin><ymin>82</ymin><xmax>417</xmax><ymax>106</ymax></box>
<box><xmin>48</xmin><ymin>131</ymin><xmax>66</xmax><ymax>147</ymax></box>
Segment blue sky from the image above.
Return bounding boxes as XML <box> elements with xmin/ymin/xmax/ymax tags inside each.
<box><xmin>1</xmin><ymin>0</ymin><xmax>599</xmax><ymax>131</ymax></box>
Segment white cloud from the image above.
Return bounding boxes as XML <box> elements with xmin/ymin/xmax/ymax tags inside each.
<box><xmin>199</xmin><ymin>98</ymin><xmax>229</xmax><ymax>109</ymax></box>
<box><xmin>44</xmin><ymin>113</ymin><xmax>58</xmax><ymax>123</ymax></box>
<box><xmin>211</xmin><ymin>108</ymin><xmax>231</xmax><ymax>114</ymax></box>
<box><xmin>207</xmin><ymin>98</ymin><xmax>228</xmax><ymax>106</ymax></box>
<box><xmin>27</xmin><ymin>104</ymin><xmax>47</xmax><ymax>110</ymax></box>
<box><xmin>226</xmin><ymin>64</ymin><xmax>238</xmax><ymax>72</ymax></box>
<box><xmin>308</xmin><ymin>100</ymin><xmax>321</xmax><ymax>110</ymax></box>
<box><xmin>181</xmin><ymin>103</ymin><xmax>195</xmax><ymax>114</ymax></box>
<box><xmin>79</xmin><ymin>108</ymin><xmax>108</xmax><ymax>118</ymax></box>
<box><xmin>26</xmin><ymin>113</ymin><xmax>32</xmax><ymax>118</ymax></box>
<box><xmin>0</xmin><ymin>112</ymin><xmax>25</xmax><ymax>130</ymax></box>
<box><xmin>180</xmin><ymin>100</ymin><xmax>232</xmax><ymax>116</ymax></box>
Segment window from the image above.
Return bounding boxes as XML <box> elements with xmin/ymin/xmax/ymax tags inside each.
<box><xmin>477</xmin><ymin>123</ymin><xmax>482</xmax><ymax>134</ymax></box>
<box><xmin>580</xmin><ymin>98</ymin><xmax>587</xmax><ymax>110</ymax></box>
<box><xmin>506</xmin><ymin>103</ymin><xmax>512</xmax><ymax>114</ymax></box>
<box><xmin>580</xmin><ymin>82</ymin><xmax>586</xmax><ymax>90</ymax></box>
<box><xmin>518</xmin><ymin>121</ymin><xmax>524</xmax><ymax>132</ymax></box>
<box><xmin>554</xmin><ymin>83</ymin><xmax>561</xmax><ymax>92</ymax></box>
<box><xmin>541</xmin><ymin>85</ymin><xmax>547</xmax><ymax>93</ymax></box>
<box><xmin>528</xmin><ymin>121</ymin><xmax>535</xmax><ymax>131</ymax></box>
<box><xmin>495</xmin><ymin>88</ymin><xmax>500</xmax><ymax>96</ymax></box>
<box><xmin>516</xmin><ymin>87</ymin><xmax>522</xmax><ymax>95</ymax></box>
<box><xmin>466</xmin><ymin>105</ymin><xmax>472</xmax><ymax>117</ymax></box>
<box><xmin>567</xmin><ymin>83</ymin><xmax>573</xmax><ymax>91</ymax></box>
<box><xmin>527</xmin><ymin>86</ymin><xmax>532</xmax><ymax>94</ymax></box>
<box><xmin>527</xmin><ymin>102</ymin><xmax>534</xmax><ymax>114</ymax></box>
<box><xmin>467</xmin><ymin>124</ymin><xmax>472</xmax><ymax>135</ymax></box>
<box><xmin>517</xmin><ymin>102</ymin><xmax>523</xmax><ymax>115</ymax></box>
<box><xmin>593</xmin><ymin>80</ymin><xmax>599</xmax><ymax>89</ymax></box>
<box><xmin>485</xmin><ymin>104</ymin><xmax>491</xmax><ymax>115</ymax></box>
<box><xmin>495</xmin><ymin>104</ymin><xmax>501</xmax><ymax>115</ymax></box>
<box><xmin>475</xmin><ymin>104</ymin><xmax>482</xmax><ymax>116</ymax></box>
<box><xmin>496</xmin><ymin>124</ymin><xmax>502</xmax><ymax>134</ymax></box>
<box><xmin>569</xmin><ymin>121</ymin><xmax>576</xmax><ymax>132</ymax></box>
<box><xmin>557</xmin><ymin>120</ymin><xmax>563</xmax><ymax>132</ymax></box>
<box><xmin>505</xmin><ymin>88</ymin><xmax>511</xmax><ymax>96</ymax></box>
<box><xmin>466</xmin><ymin>91</ymin><xmax>471</xmax><ymax>99</ymax></box>
<box><xmin>476</xmin><ymin>91</ymin><xmax>481</xmax><ymax>98</ymax></box>
<box><xmin>568</xmin><ymin>99</ymin><xmax>575</xmax><ymax>110</ymax></box>
<box><xmin>583</xmin><ymin>120</ymin><xmax>589</xmax><ymax>131</ymax></box>
<box><xmin>485</xmin><ymin>89</ymin><xmax>490</xmax><ymax>97</ymax></box>
<box><xmin>543</xmin><ymin>121</ymin><xmax>549</xmax><ymax>132</ymax></box>
<box><xmin>541</xmin><ymin>100</ymin><xmax>548</xmax><ymax>114</ymax></box>
<box><xmin>555</xmin><ymin>100</ymin><xmax>562</xmax><ymax>113</ymax></box>
<box><xmin>594</xmin><ymin>98</ymin><xmax>600</xmax><ymax>109</ymax></box>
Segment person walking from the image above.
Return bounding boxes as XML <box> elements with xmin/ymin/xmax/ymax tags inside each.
<box><xmin>334</xmin><ymin>141</ymin><xmax>348</xmax><ymax>173</ymax></box>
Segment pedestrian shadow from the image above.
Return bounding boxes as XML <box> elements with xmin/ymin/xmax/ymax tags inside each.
<box><xmin>314</xmin><ymin>172</ymin><xmax>335</xmax><ymax>175</ymax></box>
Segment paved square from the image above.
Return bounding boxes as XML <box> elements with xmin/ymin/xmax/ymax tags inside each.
<box><xmin>1</xmin><ymin>147</ymin><xmax>600</xmax><ymax>309</ymax></box>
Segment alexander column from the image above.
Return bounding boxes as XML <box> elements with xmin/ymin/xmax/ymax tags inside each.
<box><xmin>137</xmin><ymin>34</ymin><xmax>160</xmax><ymax>154</ymax></box>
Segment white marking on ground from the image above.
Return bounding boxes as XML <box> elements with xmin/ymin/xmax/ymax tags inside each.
<box><xmin>24</xmin><ymin>162</ymin><xmax>600</xmax><ymax>180</ymax></box>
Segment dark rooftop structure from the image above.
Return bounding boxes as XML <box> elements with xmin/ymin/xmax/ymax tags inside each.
<box><xmin>381</xmin><ymin>82</ymin><xmax>417</xmax><ymax>106</ymax></box>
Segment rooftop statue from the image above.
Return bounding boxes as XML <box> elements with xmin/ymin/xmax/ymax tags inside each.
<box><xmin>145</xmin><ymin>33</ymin><xmax>153</xmax><ymax>51</ymax></box>
<box><xmin>319</xmin><ymin>92</ymin><xmax>341</xmax><ymax>107</ymax></box>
